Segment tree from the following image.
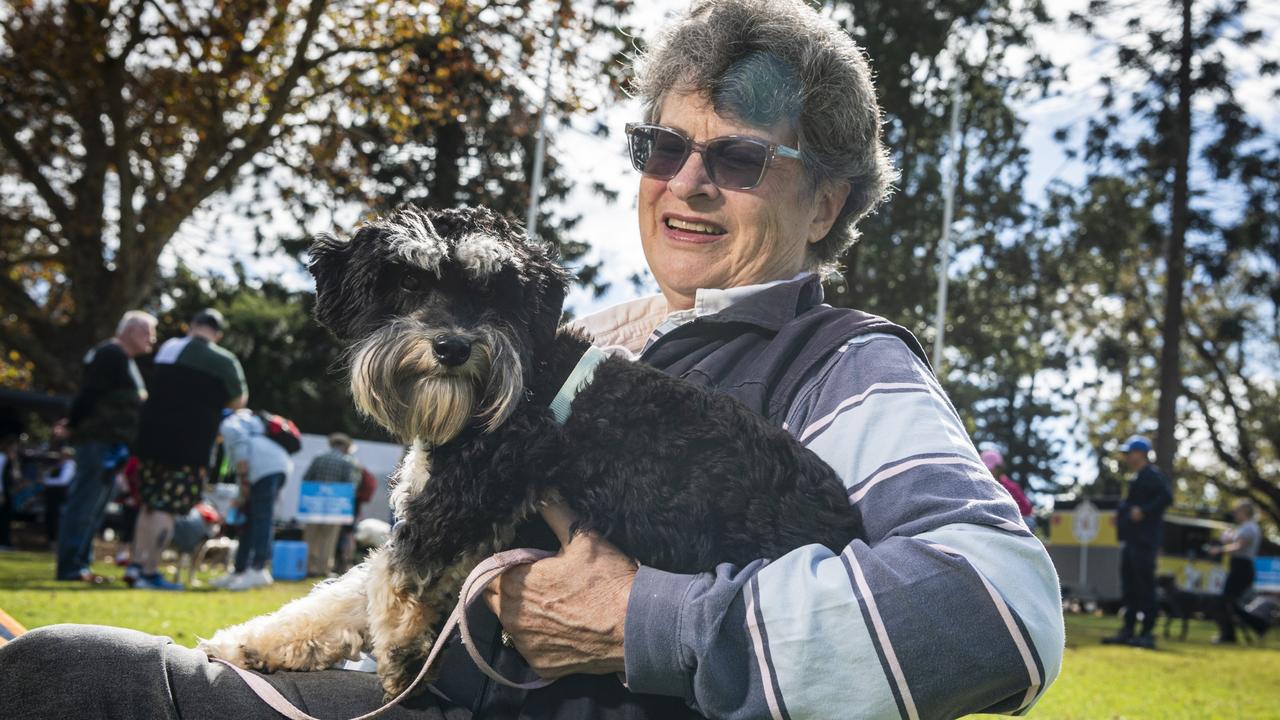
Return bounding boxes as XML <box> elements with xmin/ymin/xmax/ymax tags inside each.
<box><xmin>1067</xmin><ymin>0</ymin><xmax>1278</xmax><ymax>473</ymax></box>
<box><xmin>0</xmin><ymin>0</ymin><xmax>631</xmax><ymax>392</ymax></box>
<box><xmin>1046</xmin><ymin>0</ymin><xmax>1279</xmax><ymax>521</ymax></box>
<box><xmin>825</xmin><ymin>0</ymin><xmax>1066</xmax><ymax>491</ymax></box>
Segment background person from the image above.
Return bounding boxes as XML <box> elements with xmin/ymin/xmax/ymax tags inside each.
<box><xmin>1210</xmin><ymin>498</ymin><xmax>1265</xmax><ymax>643</ymax></box>
<box><xmin>126</xmin><ymin>309</ymin><xmax>247</xmax><ymax>591</ymax></box>
<box><xmin>55</xmin><ymin>310</ymin><xmax>156</xmax><ymax>582</ymax></box>
<box><xmin>42</xmin><ymin>446</ymin><xmax>76</xmax><ymax>548</ymax></box>
<box><xmin>299</xmin><ymin>433</ymin><xmax>363</xmax><ymax>578</ymax></box>
<box><xmin>210</xmin><ymin>409</ymin><xmax>293</xmax><ymax>591</ymax></box>
<box><xmin>981</xmin><ymin>448</ymin><xmax>1035</xmax><ymax>531</ymax></box>
<box><xmin>1102</xmin><ymin>434</ymin><xmax>1173</xmax><ymax>649</ymax></box>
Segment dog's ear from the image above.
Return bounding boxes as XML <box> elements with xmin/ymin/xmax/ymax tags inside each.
<box><xmin>308</xmin><ymin>231</ymin><xmax>367</xmax><ymax>340</ymax></box>
<box><xmin>527</xmin><ymin>245</ymin><xmax>572</xmax><ymax>351</ymax></box>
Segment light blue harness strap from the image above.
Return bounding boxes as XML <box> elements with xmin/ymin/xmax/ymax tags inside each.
<box><xmin>548</xmin><ymin>346</ymin><xmax>610</xmax><ymax>424</ymax></box>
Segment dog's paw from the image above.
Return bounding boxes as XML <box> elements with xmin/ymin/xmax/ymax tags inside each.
<box><xmin>198</xmin><ymin>635</ymin><xmax>254</xmax><ymax>668</ymax></box>
<box><xmin>377</xmin><ymin>640</ymin><xmax>439</xmax><ymax>700</ymax></box>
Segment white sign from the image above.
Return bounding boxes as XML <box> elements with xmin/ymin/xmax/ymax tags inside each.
<box><xmin>1072</xmin><ymin>500</ymin><xmax>1100</xmax><ymax>545</ymax></box>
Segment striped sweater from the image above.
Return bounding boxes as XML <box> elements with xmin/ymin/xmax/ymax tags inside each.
<box><xmin>577</xmin><ymin>275</ymin><xmax>1064</xmax><ymax>719</ymax></box>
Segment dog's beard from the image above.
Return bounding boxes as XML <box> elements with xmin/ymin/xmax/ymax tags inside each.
<box><xmin>349</xmin><ymin>320</ymin><xmax>523</xmax><ymax>445</ymax></box>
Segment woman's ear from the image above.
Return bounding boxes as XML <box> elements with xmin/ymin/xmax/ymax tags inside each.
<box><xmin>807</xmin><ymin>180</ymin><xmax>852</xmax><ymax>245</ymax></box>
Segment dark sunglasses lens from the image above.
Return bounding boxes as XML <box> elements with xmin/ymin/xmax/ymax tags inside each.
<box><xmin>706</xmin><ymin>139</ymin><xmax>769</xmax><ymax>189</ymax></box>
<box><xmin>630</xmin><ymin>126</ymin><xmax>688</xmax><ymax>178</ymax></box>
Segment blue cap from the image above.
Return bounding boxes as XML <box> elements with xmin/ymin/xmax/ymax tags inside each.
<box><xmin>1121</xmin><ymin>435</ymin><xmax>1152</xmax><ymax>453</ymax></box>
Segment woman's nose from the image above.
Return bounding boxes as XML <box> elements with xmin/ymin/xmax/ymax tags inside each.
<box><xmin>666</xmin><ymin>151</ymin><xmax>720</xmax><ymax>201</ymax></box>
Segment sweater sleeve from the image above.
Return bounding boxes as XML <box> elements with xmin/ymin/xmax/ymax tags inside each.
<box><xmin>623</xmin><ymin>334</ymin><xmax>1064</xmax><ymax>719</ymax></box>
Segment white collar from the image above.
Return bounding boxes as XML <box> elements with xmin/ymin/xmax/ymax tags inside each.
<box><xmin>570</xmin><ymin>273</ymin><xmax>812</xmax><ymax>357</ymax></box>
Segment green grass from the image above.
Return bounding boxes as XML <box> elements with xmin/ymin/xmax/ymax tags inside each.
<box><xmin>0</xmin><ymin>550</ymin><xmax>313</xmax><ymax>645</ymax></box>
<box><xmin>3</xmin><ymin>550</ymin><xmax>1279</xmax><ymax>717</ymax></box>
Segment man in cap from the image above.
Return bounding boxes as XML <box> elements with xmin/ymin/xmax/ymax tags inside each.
<box><xmin>125</xmin><ymin>309</ymin><xmax>248</xmax><ymax>590</ymax></box>
<box><xmin>1102</xmin><ymin>434</ymin><xmax>1173</xmax><ymax>648</ymax></box>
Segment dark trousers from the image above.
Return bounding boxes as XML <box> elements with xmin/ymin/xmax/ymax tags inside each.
<box><xmin>1121</xmin><ymin>542</ymin><xmax>1158</xmax><ymax>636</ymax></box>
<box><xmin>1216</xmin><ymin>557</ymin><xmax>1257</xmax><ymax>641</ymax></box>
<box><xmin>43</xmin><ymin>485</ymin><xmax>69</xmax><ymax>544</ymax></box>
<box><xmin>233</xmin><ymin>473</ymin><xmax>283</xmax><ymax>573</ymax></box>
<box><xmin>55</xmin><ymin>442</ymin><xmax>114</xmax><ymax>579</ymax></box>
<box><xmin>0</xmin><ymin>624</ymin><xmax>694</xmax><ymax>720</ymax></box>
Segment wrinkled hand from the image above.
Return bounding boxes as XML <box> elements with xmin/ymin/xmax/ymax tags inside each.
<box><xmin>1129</xmin><ymin>506</ymin><xmax>1144</xmax><ymax>523</ymax></box>
<box><xmin>484</xmin><ymin>503</ymin><xmax>636</xmax><ymax>678</ymax></box>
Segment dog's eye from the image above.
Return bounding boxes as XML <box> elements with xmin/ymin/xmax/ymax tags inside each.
<box><xmin>400</xmin><ymin>274</ymin><xmax>423</xmax><ymax>292</ymax></box>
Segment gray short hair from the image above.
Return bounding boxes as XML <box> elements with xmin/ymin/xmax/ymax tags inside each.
<box><xmin>632</xmin><ymin>0</ymin><xmax>895</xmax><ymax>270</ymax></box>
<box><xmin>116</xmin><ymin>310</ymin><xmax>157</xmax><ymax>336</ymax></box>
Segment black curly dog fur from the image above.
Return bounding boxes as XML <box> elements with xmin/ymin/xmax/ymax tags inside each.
<box><xmin>309</xmin><ymin>205</ymin><xmax>862</xmax><ymax>685</ymax></box>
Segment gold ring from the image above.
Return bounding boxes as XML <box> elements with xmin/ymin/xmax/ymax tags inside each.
<box><xmin>500</xmin><ymin>630</ymin><xmax>514</xmax><ymax>647</ymax></box>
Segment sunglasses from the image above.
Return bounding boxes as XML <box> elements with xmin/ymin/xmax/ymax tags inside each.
<box><xmin>625</xmin><ymin>122</ymin><xmax>801</xmax><ymax>190</ymax></box>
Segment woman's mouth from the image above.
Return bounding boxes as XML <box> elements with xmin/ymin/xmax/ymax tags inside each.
<box><xmin>664</xmin><ymin>217</ymin><xmax>727</xmax><ymax>242</ymax></box>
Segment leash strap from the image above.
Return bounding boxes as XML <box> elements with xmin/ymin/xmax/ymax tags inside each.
<box><xmin>211</xmin><ymin>547</ymin><xmax>556</xmax><ymax>719</ymax></box>
<box><xmin>548</xmin><ymin>346</ymin><xmax>610</xmax><ymax>424</ymax></box>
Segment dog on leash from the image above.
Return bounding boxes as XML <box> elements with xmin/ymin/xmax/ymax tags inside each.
<box><xmin>199</xmin><ymin>205</ymin><xmax>863</xmax><ymax>699</ymax></box>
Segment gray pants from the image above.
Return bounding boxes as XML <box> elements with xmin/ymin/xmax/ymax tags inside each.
<box><xmin>0</xmin><ymin>624</ymin><xmax>466</xmax><ymax>720</ymax></box>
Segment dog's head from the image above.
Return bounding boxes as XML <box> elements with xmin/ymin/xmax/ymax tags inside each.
<box><xmin>309</xmin><ymin>205</ymin><xmax>570</xmax><ymax>445</ymax></box>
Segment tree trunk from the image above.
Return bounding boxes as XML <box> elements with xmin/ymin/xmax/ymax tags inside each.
<box><xmin>1155</xmin><ymin>0</ymin><xmax>1193</xmax><ymax>473</ymax></box>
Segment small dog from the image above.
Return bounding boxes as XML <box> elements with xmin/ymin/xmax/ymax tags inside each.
<box><xmin>200</xmin><ymin>206</ymin><xmax>863</xmax><ymax>699</ymax></box>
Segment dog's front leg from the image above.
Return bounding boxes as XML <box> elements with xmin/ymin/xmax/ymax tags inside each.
<box><xmin>365</xmin><ymin>545</ymin><xmax>484</xmax><ymax>699</ymax></box>
<box><xmin>199</xmin><ymin>564</ymin><xmax>370</xmax><ymax>672</ymax></box>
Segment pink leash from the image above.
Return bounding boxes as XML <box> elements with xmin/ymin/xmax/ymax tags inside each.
<box><xmin>211</xmin><ymin>547</ymin><xmax>556</xmax><ymax>720</ymax></box>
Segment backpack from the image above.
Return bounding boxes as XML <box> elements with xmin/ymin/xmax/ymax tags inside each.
<box><xmin>256</xmin><ymin>411</ymin><xmax>302</xmax><ymax>454</ymax></box>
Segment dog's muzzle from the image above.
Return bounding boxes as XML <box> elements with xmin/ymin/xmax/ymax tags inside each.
<box><xmin>348</xmin><ymin>320</ymin><xmax>522</xmax><ymax>445</ymax></box>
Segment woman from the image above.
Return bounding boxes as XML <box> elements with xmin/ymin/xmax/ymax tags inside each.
<box><xmin>1211</xmin><ymin>499</ymin><xmax>1265</xmax><ymax>644</ymax></box>
<box><xmin>0</xmin><ymin>1</ymin><xmax>1062</xmax><ymax>718</ymax></box>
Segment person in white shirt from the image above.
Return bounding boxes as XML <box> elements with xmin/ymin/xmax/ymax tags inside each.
<box><xmin>1212</xmin><ymin>498</ymin><xmax>1265</xmax><ymax>643</ymax></box>
<box><xmin>43</xmin><ymin>447</ymin><xmax>76</xmax><ymax>547</ymax></box>
<box><xmin>211</xmin><ymin>409</ymin><xmax>293</xmax><ymax>591</ymax></box>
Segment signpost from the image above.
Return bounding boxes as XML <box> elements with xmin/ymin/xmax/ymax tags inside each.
<box><xmin>1073</xmin><ymin>500</ymin><xmax>1100</xmax><ymax>596</ymax></box>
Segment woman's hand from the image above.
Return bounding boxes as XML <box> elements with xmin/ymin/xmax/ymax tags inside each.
<box><xmin>483</xmin><ymin>502</ymin><xmax>636</xmax><ymax>678</ymax></box>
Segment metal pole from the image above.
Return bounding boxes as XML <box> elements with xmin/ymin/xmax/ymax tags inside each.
<box><xmin>525</xmin><ymin>3</ymin><xmax>565</xmax><ymax>239</ymax></box>
<box><xmin>932</xmin><ymin>69</ymin><xmax>963</xmax><ymax>371</ymax></box>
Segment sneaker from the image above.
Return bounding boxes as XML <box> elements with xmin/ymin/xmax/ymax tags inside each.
<box><xmin>122</xmin><ymin>564</ymin><xmax>141</xmax><ymax>586</ymax></box>
<box><xmin>227</xmin><ymin>568</ymin><xmax>273</xmax><ymax>591</ymax></box>
<box><xmin>208</xmin><ymin>572</ymin><xmax>242</xmax><ymax>589</ymax></box>
<box><xmin>135</xmin><ymin>573</ymin><xmax>184</xmax><ymax>591</ymax></box>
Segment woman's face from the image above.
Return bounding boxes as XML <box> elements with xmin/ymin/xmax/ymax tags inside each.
<box><xmin>638</xmin><ymin>92</ymin><xmax>848</xmax><ymax>310</ymax></box>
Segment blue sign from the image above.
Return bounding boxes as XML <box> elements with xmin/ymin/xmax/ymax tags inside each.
<box><xmin>297</xmin><ymin>481</ymin><xmax>355</xmax><ymax>524</ymax></box>
<box><xmin>1255</xmin><ymin>556</ymin><xmax>1280</xmax><ymax>591</ymax></box>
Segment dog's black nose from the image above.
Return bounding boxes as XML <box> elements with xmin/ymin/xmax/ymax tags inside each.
<box><xmin>432</xmin><ymin>336</ymin><xmax>472</xmax><ymax>367</ymax></box>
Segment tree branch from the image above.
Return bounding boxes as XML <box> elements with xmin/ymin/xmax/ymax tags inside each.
<box><xmin>0</xmin><ymin>115</ymin><xmax>76</xmax><ymax>230</ymax></box>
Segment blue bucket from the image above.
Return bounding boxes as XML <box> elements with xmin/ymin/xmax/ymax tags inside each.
<box><xmin>272</xmin><ymin>540</ymin><xmax>308</xmax><ymax>581</ymax></box>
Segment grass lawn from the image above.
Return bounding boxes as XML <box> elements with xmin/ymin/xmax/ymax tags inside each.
<box><xmin>3</xmin><ymin>549</ymin><xmax>1279</xmax><ymax>718</ymax></box>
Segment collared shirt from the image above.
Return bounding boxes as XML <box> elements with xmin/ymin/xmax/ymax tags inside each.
<box><xmin>574</xmin><ymin>274</ymin><xmax>807</xmax><ymax>357</ymax></box>
<box><xmin>302</xmin><ymin>448</ymin><xmax>362</xmax><ymax>485</ymax></box>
